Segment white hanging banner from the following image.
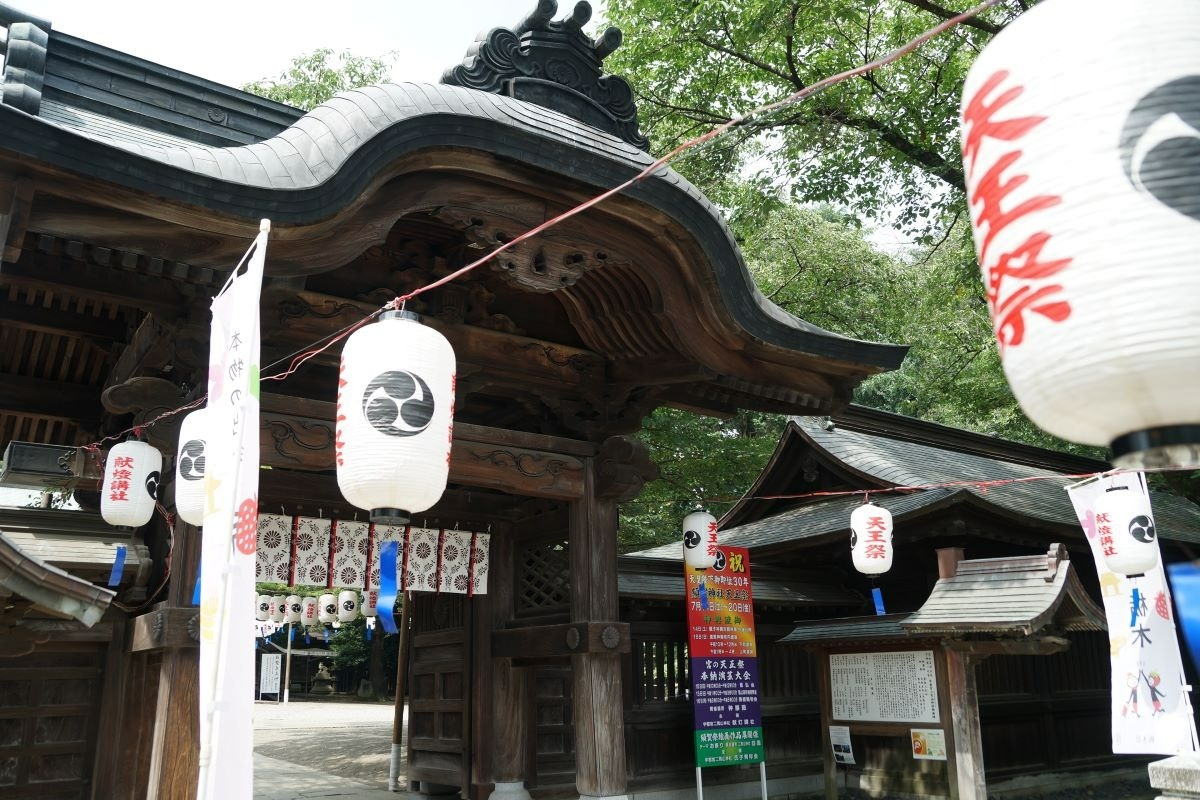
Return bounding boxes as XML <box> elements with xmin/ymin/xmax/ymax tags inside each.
<box><xmin>369</xmin><ymin>524</ymin><xmax>407</xmax><ymax>589</ymax></box>
<box><xmin>255</xmin><ymin>513</ymin><xmax>292</xmax><ymax>584</ymax></box>
<box><xmin>198</xmin><ymin>220</ymin><xmax>269</xmax><ymax>800</ymax></box>
<box><xmin>1067</xmin><ymin>474</ymin><xmax>1198</xmax><ymax>755</ymax></box>
<box><xmin>332</xmin><ymin>520</ymin><xmax>370</xmax><ymax>589</ymax></box>
<box><xmin>291</xmin><ymin>517</ymin><xmax>332</xmax><ymax>587</ymax></box>
<box><xmin>471</xmin><ymin>533</ymin><xmax>491</xmax><ymax>596</ymax></box>
<box><xmin>405</xmin><ymin>527</ymin><xmax>441</xmax><ymax>592</ymax></box>
<box><xmin>439</xmin><ymin>530</ymin><xmax>472</xmax><ymax>594</ymax></box>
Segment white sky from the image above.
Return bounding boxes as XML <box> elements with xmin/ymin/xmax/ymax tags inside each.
<box><xmin>16</xmin><ymin>0</ymin><xmax>575</xmax><ymax>87</ymax></box>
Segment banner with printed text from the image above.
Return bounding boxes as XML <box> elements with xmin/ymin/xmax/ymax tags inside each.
<box><xmin>1067</xmin><ymin>474</ymin><xmax>1197</xmax><ymax>755</ymax></box>
<box><xmin>686</xmin><ymin>545</ymin><xmax>764</xmax><ymax>767</ymax></box>
<box><xmin>198</xmin><ymin>223</ymin><xmax>268</xmax><ymax>800</ymax></box>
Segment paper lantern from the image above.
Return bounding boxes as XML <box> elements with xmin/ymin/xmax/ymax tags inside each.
<box><xmin>285</xmin><ymin>595</ymin><xmax>302</xmax><ymax>624</ymax></box>
<box><xmin>300</xmin><ymin>596</ymin><xmax>318</xmax><ymax>626</ymax></box>
<box><xmin>850</xmin><ymin>501</ymin><xmax>893</xmax><ymax>576</ymax></box>
<box><xmin>960</xmin><ymin>0</ymin><xmax>1200</xmax><ymax>470</ymax></box>
<box><xmin>336</xmin><ymin>310</ymin><xmax>456</xmax><ymax>525</ymax></box>
<box><xmin>337</xmin><ymin>589</ymin><xmax>359</xmax><ymax>622</ymax></box>
<box><xmin>682</xmin><ymin>509</ymin><xmax>718</xmax><ymax>569</ymax></box>
<box><xmin>1094</xmin><ymin>473</ymin><xmax>1160</xmax><ymax>576</ymax></box>
<box><xmin>317</xmin><ymin>593</ymin><xmax>337</xmax><ymax>625</ymax></box>
<box><xmin>255</xmin><ymin>594</ymin><xmax>272</xmax><ymax>622</ymax></box>
<box><xmin>361</xmin><ymin>589</ymin><xmax>378</xmax><ymax>617</ymax></box>
<box><xmin>271</xmin><ymin>595</ymin><xmax>286</xmax><ymax>624</ymax></box>
<box><xmin>101</xmin><ymin>439</ymin><xmax>162</xmax><ymax>528</ymax></box>
<box><xmin>173</xmin><ymin>408</ymin><xmax>208</xmax><ymax>526</ymax></box>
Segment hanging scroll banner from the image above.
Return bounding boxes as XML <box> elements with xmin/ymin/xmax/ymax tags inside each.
<box><xmin>1067</xmin><ymin>475</ymin><xmax>1198</xmax><ymax>755</ymax></box>
<box><xmin>685</xmin><ymin>546</ymin><xmax>765</xmax><ymax>767</ymax></box>
<box><xmin>197</xmin><ymin>220</ymin><xmax>269</xmax><ymax>800</ymax></box>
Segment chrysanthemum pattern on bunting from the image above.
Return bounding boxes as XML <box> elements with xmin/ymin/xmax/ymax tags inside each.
<box><xmin>471</xmin><ymin>533</ymin><xmax>491</xmax><ymax>596</ymax></box>
<box><xmin>332</xmin><ymin>521</ymin><xmax>370</xmax><ymax>589</ymax></box>
<box><xmin>405</xmin><ymin>528</ymin><xmax>441</xmax><ymax>593</ymax></box>
<box><xmin>440</xmin><ymin>530</ymin><xmax>472</xmax><ymax>594</ymax></box>
<box><xmin>255</xmin><ymin>514</ymin><xmax>292</xmax><ymax>583</ymax></box>
<box><xmin>369</xmin><ymin>524</ymin><xmax>407</xmax><ymax>589</ymax></box>
<box><xmin>291</xmin><ymin>517</ymin><xmax>333</xmax><ymax>587</ymax></box>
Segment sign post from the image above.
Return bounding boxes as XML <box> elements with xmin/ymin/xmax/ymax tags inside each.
<box><xmin>685</xmin><ymin>546</ymin><xmax>766</xmax><ymax>799</ymax></box>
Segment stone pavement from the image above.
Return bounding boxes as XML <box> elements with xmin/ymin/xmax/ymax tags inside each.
<box><xmin>255</xmin><ymin>753</ymin><xmax>400</xmax><ymax>799</ymax></box>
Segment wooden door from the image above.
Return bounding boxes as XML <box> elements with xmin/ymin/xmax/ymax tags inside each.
<box><xmin>408</xmin><ymin>594</ymin><xmax>472</xmax><ymax>792</ymax></box>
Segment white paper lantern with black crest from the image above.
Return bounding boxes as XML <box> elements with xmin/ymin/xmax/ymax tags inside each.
<box><xmin>337</xmin><ymin>589</ymin><xmax>359</xmax><ymax>622</ymax></box>
<box><xmin>271</xmin><ymin>595</ymin><xmax>286</xmax><ymax>624</ymax></box>
<box><xmin>682</xmin><ymin>509</ymin><xmax>718</xmax><ymax>569</ymax></box>
<box><xmin>255</xmin><ymin>594</ymin><xmax>272</xmax><ymax>622</ymax></box>
<box><xmin>336</xmin><ymin>310</ymin><xmax>456</xmax><ymax>525</ymax></box>
<box><xmin>173</xmin><ymin>408</ymin><xmax>208</xmax><ymax>526</ymax></box>
<box><xmin>850</xmin><ymin>500</ymin><xmax>893</xmax><ymax>576</ymax></box>
<box><xmin>285</xmin><ymin>594</ymin><xmax>302</xmax><ymax>624</ymax></box>
<box><xmin>101</xmin><ymin>439</ymin><xmax>162</xmax><ymax>529</ymax></box>
<box><xmin>1094</xmin><ymin>473</ymin><xmax>1160</xmax><ymax>577</ymax></box>
<box><xmin>317</xmin><ymin>593</ymin><xmax>337</xmax><ymax>625</ymax></box>
<box><xmin>300</xmin><ymin>596</ymin><xmax>319</xmax><ymax>627</ymax></box>
<box><xmin>961</xmin><ymin>0</ymin><xmax>1200</xmax><ymax>470</ymax></box>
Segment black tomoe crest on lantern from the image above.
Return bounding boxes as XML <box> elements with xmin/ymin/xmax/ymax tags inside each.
<box><xmin>336</xmin><ymin>310</ymin><xmax>456</xmax><ymax>526</ymax></box>
<box><xmin>682</xmin><ymin>509</ymin><xmax>718</xmax><ymax>569</ymax></box>
<box><xmin>174</xmin><ymin>408</ymin><xmax>208</xmax><ymax>526</ymax></box>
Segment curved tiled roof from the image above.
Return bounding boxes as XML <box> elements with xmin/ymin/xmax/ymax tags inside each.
<box><xmin>0</xmin><ymin>81</ymin><xmax>906</xmax><ymax>370</ymax></box>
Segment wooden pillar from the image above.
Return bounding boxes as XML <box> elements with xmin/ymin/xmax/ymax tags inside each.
<box><xmin>945</xmin><ymin>647</ymin><xmax>986</xmax><ymax>800</ymax></box>
<box><xmin>569</xmin><ymin>437</ymin><xmax>656</xmax><ymax>800</ymax></box>
<box><xmin>144</xmin><ymin>516</ymin><xmax>202</xmax><ymax>800</ymax></box>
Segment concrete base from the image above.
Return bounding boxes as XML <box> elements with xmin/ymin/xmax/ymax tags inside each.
<box><xmin>489</xmin><ymin>782</ymin><xmax>533</xmax><ymax>800</ymax></box>
<box><xmin>625</xmin><ymin>774</ymin><xmax>820</xmax><ymax>800</ymax></box>
<box><xmin>1151</xmin><ymin>754</ymin><xmax>1200</xmax><ymax>799</ymax></box>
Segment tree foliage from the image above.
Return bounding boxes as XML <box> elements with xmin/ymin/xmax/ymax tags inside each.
<box><xmin>603</xmin><ymin>0</ymin><xmax>1030</xmax><ymax>236</ymax></box>
<box><xmin>243</xmin><ymin>48</ymin><xmax>394</xmax><ymax>110</ymax></box>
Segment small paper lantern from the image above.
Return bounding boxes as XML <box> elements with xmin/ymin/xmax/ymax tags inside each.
<box><xmin>255</xmin><ymin>594</ymin><xmax>272</xmax><ymax>622</ymax></box>
<box><xmin>336</xmin><ymin>311</ymin><xmax>456</xmax><ymax>525</ymax></box>
<box><xmin>337</xmin><ymin>589</ymin><xmax>359</xmax><ymax>622</ymax></box>
<box><xmin>850</xmin><ymin>501</ymin><xmax>893</xmax><ymax>576</ymax></box>
<box><xmin>961</xmin><ymin>0</ymin><xmax>1200</xmax><ymax>469</ymax></box>
<box><xmin>361</xmin><ymin>589</ymin><xmax>378</xmax><ymax>618</ymax></box>
<box><xmin>1094</xmin><ymin>473</ymin><xmax>1160</xmax><ymax>576</ymax></box>
<box><xmin>682</xmin><ymin>509</ymin><xmax>718</xmax><ymax>570</ymax></box>
<box><xmin>271</xmin><ymin>595</ymin><xmax>286</xmax><ymax>624</ymax></box>
<box><xmin>285</xmin><ymin>594</ymin><xmax>302</xmax><ymax>624</ymax></box>
<box><xmin>101</xmin><ymin>439</ymin><xmax>162</xmax><ymax>528</ymax></box>
<box><xmin>301</xmin><ymin>596</ymin><xmax>319</xmax><ymax>626</ymax></box>
<box><xmin>173</xmin><ymin>408</ymin><xmax>208</xmax><ymax>526</ymax></box>
<box><xmin>317</xmin><ymin>593</ymin><xmax>337</xmax><ymax>625</ymax></box>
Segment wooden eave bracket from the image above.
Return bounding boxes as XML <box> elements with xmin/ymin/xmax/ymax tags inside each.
<box><xmin>0</xmin><ymin>175</ymin><xmax>33</xmax><ymax>264</ymax></box>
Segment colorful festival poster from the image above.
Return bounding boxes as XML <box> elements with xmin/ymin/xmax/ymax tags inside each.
<box><xmin>197</xmin><ymin>221</ymin><xmax>269</xmax><ymax>800</ymax></box>
<box><xmin>686</xmin><ymin>546</ymin><xmax>765</xmax><ymax>767</ymax></box>
<box><xmin>1067</xmin><ymin>475</ymin><xmax>1198</xmax><ymax>755</ymax></box>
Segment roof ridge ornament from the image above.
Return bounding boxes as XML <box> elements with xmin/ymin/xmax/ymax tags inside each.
<box><xmin>441</xmin><ymin>0</ymin><xmax>649</xmax><ymax>150</ymax></box>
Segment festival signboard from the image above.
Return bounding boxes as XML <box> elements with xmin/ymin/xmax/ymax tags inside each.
<box><xmin>685</xmin><ymin>545</ymin><xmax>764</xmax><ymax>767</ymax></box>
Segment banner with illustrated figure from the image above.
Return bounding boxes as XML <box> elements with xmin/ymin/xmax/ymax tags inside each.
<box><xmin>1067</xmin><ymin>474</ymin><xmax>1198</xmax><ymax>755</ymax></box>
<box><xmin>198</xmin><ymin>221</ymin><xmax>269</xmax><ymax>800</ymax></box>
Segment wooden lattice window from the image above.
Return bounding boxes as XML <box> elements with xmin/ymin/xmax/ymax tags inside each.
<box><xmin>633</xmin><ymin>636</ymin><xmax>690</xmax><ymax>704</ymax></box>
<box><xmin>517</xmin><ymin>538</ymin><xmax>570</xmax><ymax>613</ymax></box>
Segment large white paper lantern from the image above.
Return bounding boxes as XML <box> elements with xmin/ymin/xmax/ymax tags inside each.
<box><xmin>173</xmin><ymin>408</ymin><xmax>208</xmax><ymax>526</ymax></box>
<box><xmin>337</xmin><ymin>589</ymin><xmax>359</xmax><ymax>622</ymax></box>
<box><xmin>336</xmin><ymin>311</ymin><xmax>456</xmax><ymax>525</ymax></box>
<box><xmin>285</xmin><ymin>594</ymin><xmax>302</xmax><ymax>624</ymax></box>
<box><xmin>255</xmin><ymin>594</ymin><xmax>272</xmax><ymax>622</ymax></box>
<box><xmin>101</xmin><ymin>439</ymin><xmax>162</xmax><ymax>529</ymax></box>
<box><xmin>1094</xmin><ymin>473</ymin><xmax>1160</xmax><ymax>576</ymax></box>
<box><xmin>271</xmin><ymin>595</ymin><xmax>286</xmax><ymax>624</ymax></box>
<box><xmin>317</xmin><ymin>593</ymin><xmax>337</xmax><ymax>625</ymax></box>
<box><xmin>850</xmin><ymin>501</ymin><xmax>893</xmax><ymax>576</ymax></box>
<box><xmin>961</xmin><ymin>0</ymin><xmax>1200</xmax><ymax>470</ymax></box>
<box><xmin>682</xmin><ymin>509</ymin><xmax>718</xmax><ymax>569</ymax></box>
<box><xmin>301</xmin><ymin>596</ymin><xmax>319</xmax><ymax>627</ymax></box>
<box><xmin>361</xmin><ymin>589</ymin><xmax>378</xmax><ymax>618</ymax></box>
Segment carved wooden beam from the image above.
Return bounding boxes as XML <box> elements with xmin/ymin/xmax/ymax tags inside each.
<box><xmin>492</xmin><ymin>621</ymin><xmax>630</xmax><ymax>662</ymax></box>
<box><xmin>130</xmin><ymin>604</ymin><xmax>200</xmax><ymax>653</ymax></box>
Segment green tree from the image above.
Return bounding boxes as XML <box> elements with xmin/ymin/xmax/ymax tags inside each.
<box><xmin>243</xmin><ymin>48</ymin><xmax>395</xmax><ymax>110</ymax></box>
<box><xmin>603</xmin><ymin>0</ymin><xmax>1031</xmax><ymax>236</ymax></box>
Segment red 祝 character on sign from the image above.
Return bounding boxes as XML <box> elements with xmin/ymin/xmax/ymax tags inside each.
<box><xmin>963</xmin><ymin>70</ymin><xmax>1072</xmax><ymax>350</ymax></box>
